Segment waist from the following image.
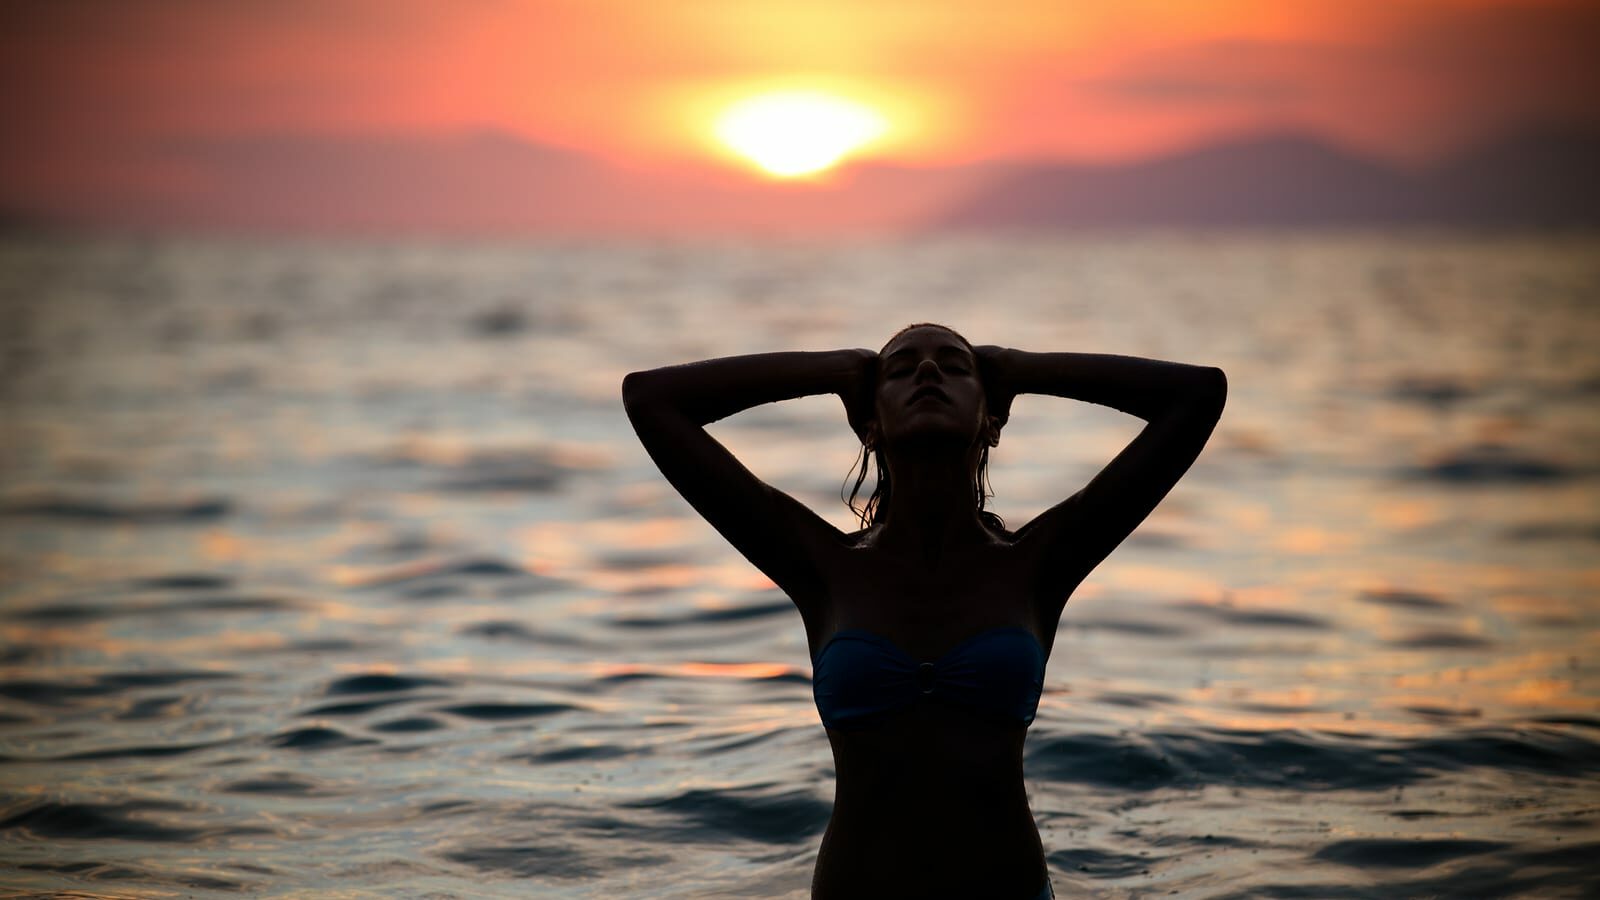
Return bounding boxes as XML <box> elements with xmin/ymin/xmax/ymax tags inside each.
<box><xmin>815</xmin><ymin>798</ymin><xmax>1046</xmax><ymax>898</ymax></box>
<box><xmin>833</xmin><ymin>750</ymin><xmax>1026</xmax><ymax>799</ymax></box>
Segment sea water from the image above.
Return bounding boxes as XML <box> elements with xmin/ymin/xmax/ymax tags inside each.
<box><xmin>0</xmin><ymin>231</ymin><xmax>1596</xmax><ymax>897</ymax></box>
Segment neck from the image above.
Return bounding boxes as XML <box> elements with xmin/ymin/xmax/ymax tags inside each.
<box><xmin>874</xmin><ymin>443</ymin><xmax>989</xmax><ymax>563</ymax></box>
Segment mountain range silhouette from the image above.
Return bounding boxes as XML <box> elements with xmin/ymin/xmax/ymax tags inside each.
<box><xmin>8</xmin><ymin>128</ymin><xmax>1597</xmax><ymax>234</ymax></box>
<box><xmin>930</xmin><ymin>129</ymin><xmax>1600</xmax><ymax>230</ymax></box>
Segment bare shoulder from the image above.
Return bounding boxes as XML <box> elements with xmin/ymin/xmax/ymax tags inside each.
<box><xmin>986</xmin><ymin>520</ymin><xmax>1021</xmax><ymax>544</ymax></box>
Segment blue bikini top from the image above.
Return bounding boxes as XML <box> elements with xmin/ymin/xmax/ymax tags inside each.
<box><xmin>811</xmin><ymin>626</ymin><xmax>1046</xmax><ymax>731</ymax></box>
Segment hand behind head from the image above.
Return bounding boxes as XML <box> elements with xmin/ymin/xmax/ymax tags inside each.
<box><xmin>973</xmin><ymin>344</ymin><xmax>1015</xmax><ymax>431</ymax></box>
<box><xmin>840</xmin><ymin>347</ymin><xmax>880</xmax><ymax>444</ymax></box>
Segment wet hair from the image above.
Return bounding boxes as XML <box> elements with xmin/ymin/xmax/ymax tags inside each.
<box><xmin>843</xmin><ymin>322</ymin><xmax>1005</xmax><ymax>532</ymax></box>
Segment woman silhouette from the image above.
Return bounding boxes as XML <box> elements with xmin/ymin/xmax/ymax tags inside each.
<box><xmin>622</xmin><ymin>323</ymin><xmax>1226</xmax><ymax>899</ymax></box>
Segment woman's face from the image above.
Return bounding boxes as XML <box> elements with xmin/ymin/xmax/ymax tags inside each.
<box><xmin>874</xmin><ymin>326</ymin><xmax>988</xmax><ymax>449</ymax></box>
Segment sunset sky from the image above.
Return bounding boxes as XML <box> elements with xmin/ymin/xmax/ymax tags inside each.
<box><xmin>3</xmin><ymin>0</ymin><xmax>1596</xmax><ymax>231</ymax></box>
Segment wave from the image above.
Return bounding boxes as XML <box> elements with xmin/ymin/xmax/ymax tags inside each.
<box><xmin>1025</xmin><ymin>723</ymin><xmax>1600</xmax><ymax>791</ymax></box>
<box><xmin>0</xmin><ymin>495</ymin><xmax>232</xmax><ymax>523</ymax></box>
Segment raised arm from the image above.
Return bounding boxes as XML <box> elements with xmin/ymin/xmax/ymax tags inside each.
<box><xmin>621</xmin><ymin>349</ymin><xmax>874</xmax><ymax>622</ymax></box>
<box><xmin>980</xmin><ymin>348</ymin><xmax>1227</xmax><ymax>621</ymax></box>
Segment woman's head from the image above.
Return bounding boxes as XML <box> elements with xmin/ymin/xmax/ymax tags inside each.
<box><xmin>869</xmin><ymin>323</ymin><xmax>997</xmax><ymax>451</ymax></box>
<box><xmin>845</xmin><ymin>322</ymin><xmax>1004</xmax><ymax>531</ymax></box>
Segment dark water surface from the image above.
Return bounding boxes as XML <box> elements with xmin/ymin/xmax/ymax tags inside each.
<box><xmin>1</xmin><ymin>233</ymin><xmax>1597</xmax><ymax>897</ymax></box>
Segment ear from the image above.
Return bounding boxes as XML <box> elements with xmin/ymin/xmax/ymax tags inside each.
<box><xmin>984</xmin><ymin>415</ymin><xmax>1002</xmax><ymax>447</ymax></box>
<box><xmin>983</xmin><ymin>385</ymin><xmax>1012</xmax><ymax>432</ymax></box>
<box><xmin>860</xmin><ymin>419</ymin><xmax>881</xmax><ymax>449</ymax></box>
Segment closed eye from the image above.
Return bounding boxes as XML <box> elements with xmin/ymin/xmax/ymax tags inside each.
<box><xmin>888</xmin><ymin>362</ymin><xmax>969</xmax><ymax>378</ymax></box>
<box><xmin>883</xmin><ymin>345</ymin><xmax>973</xmax><ymax>378</ymax></box>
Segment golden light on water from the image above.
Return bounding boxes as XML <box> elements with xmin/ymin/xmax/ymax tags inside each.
<box><xmin>713</xmin><ymin>90</ymin><xmax>888</xmax><ymax>177</ymax></box>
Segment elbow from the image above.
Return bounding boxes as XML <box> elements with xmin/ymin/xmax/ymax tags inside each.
<box><xmin>1174</xmin><ymin>365</ymin><xmax>1226</xmax><ymax>417</ymax></box>
<box><xmin>623</xmin><ymin>369</ymin><xmax>696</xmax><ymax>427</ymax></box>
<box><xmin>1199</xmin><ymin>366</ymin><xmax>1227</xmax><ymax>413</ymax></box>
<box><xmin>621</xmin><ymin>370</ymin><xmax>655</xmax><ymax>412</ymax></box>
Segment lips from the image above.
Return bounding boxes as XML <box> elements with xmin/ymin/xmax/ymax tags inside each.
<box><xmin>909</xmin><ymin>387</ymin><xmax>950</xmax><ymax>405</ymax></box>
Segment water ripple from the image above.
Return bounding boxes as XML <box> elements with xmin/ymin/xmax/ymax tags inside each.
<box><xmin>621</xmin><ymin>786</ymin><xmax>831</xmax><ymax>843</ymax></box>
<box><xmin>1026</xmin><ymin>725</ymin><xmax>1600</xmax><ymax>792</ymax></box>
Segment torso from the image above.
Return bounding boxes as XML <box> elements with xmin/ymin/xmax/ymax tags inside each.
<box><xmin>804</xmin><ymin>523</ymin><xmax>1057</xmax><ymax>899</ymax></box>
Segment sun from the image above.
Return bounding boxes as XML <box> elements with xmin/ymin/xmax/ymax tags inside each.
<box><xmin>714</xmin><ymin>91</ymin><xmax>888</xmax><ymax>178</ymax></box>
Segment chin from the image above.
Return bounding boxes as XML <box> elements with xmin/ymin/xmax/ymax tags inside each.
<box><xmin>888</xmin><ymin>425</ymin><xmax>980</xmax><ymax>448</ymax></box>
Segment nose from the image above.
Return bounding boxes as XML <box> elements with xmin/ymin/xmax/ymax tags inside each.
<box><xmin>913</xmin><ymin>358</ymin><xmax>942</xmax><ymax>382</ymax></box>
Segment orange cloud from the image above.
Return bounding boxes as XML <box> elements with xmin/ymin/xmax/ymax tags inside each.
<box><xmin>3</xmin><ymin>0</ymin><xmax>1595</xmax><ymax>229</ymax></box>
